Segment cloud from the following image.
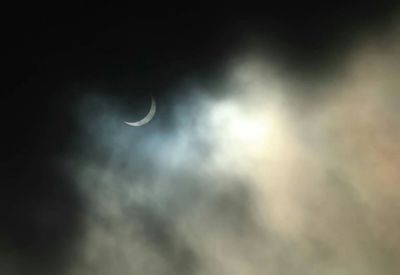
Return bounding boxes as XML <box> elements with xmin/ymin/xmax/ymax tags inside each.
<box><xmin>60</xmin><ymin>22</ymin><xmax>400</xmax><ymax>275</ymax></box>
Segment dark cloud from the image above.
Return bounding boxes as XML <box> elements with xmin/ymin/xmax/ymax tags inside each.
<box><xmin>1</xmin><ymin>158</ymin><xmax>84</xmax><ymax>275</ymax></box>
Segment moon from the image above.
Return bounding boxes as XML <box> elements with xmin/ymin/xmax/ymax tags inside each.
<box><xmin>124</xmin><ymin>96</ymin><xmax>156</xmax><ymax>126</ymax></box>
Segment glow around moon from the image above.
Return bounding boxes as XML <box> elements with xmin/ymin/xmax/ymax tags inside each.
<box><xmin>124</xmin><ymin>96</ymin><xmax>156</xmax><ymax>126</ymax></box>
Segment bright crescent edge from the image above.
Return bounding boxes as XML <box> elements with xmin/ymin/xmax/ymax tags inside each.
<box><xmin>124</xmin><ymin>96</ymin><xmax>156</xmax><ymax>127</ymax></box>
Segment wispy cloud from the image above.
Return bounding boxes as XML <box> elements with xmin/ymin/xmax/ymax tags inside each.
<box><xmin>68</xmin><ymin>23</ymin><xmax>400</xmax><ymax>275</ymax></box>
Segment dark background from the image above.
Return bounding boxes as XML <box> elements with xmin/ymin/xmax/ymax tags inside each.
<box><xmin>1</xmin><ymin>2</ymin><xmax>398</xmax><ymax>274</ymax></box>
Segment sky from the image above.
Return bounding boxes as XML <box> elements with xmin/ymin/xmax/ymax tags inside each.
<box><xmin>2</xmin><ymin>4</ymin><xmax>400</xmax><ymax>275</ymax></box>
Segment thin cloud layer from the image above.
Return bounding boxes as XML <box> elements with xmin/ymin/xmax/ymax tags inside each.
<box><xmin>68</xmin><ymin>24</ymin><xmax>400</xmax><ymax>275</ymax></box>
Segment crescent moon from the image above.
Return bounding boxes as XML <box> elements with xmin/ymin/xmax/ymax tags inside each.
<box><xmin>124</xmin><ymin>96</ymin><xmax>156</xmax><ymax>126</ymax></box>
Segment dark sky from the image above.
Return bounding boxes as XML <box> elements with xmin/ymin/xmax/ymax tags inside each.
<box><xmin>2</xmin><ymin>3</ymin><xmax>399</xmax><ymax>275</ymax></box>
<box><xmin>4</xmin><ymin>3</ymin><xmax>398</xmax><ymax>151</ymax></box>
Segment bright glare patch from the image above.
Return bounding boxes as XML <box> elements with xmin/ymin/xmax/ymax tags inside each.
<box><xmin>210</xmin><ymin>100</ymin><xmax>271</xmax><ymax>147</ymax></box>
